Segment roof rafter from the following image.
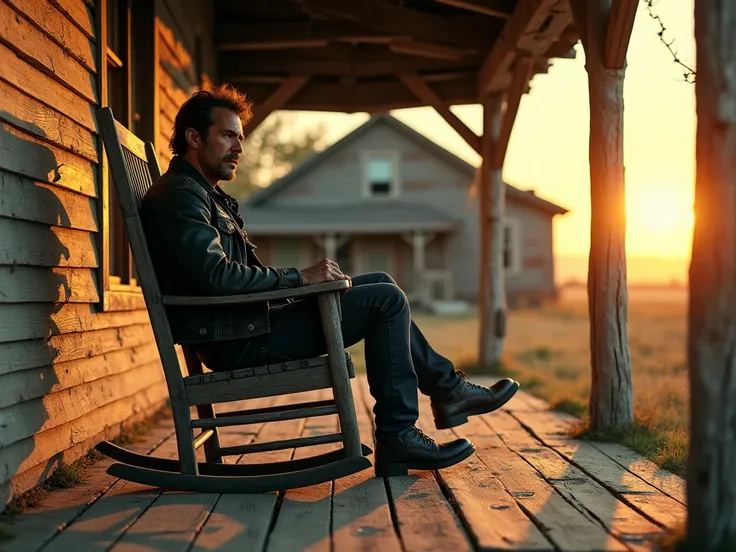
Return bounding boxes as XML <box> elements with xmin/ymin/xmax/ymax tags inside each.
<box><xmin>493</xmin><ymin>57</ymin><xmax>533</xmax><ymax>167</ymax></box>
<box><xmin>300</xmin><ymin>0</ymin><xmax>499</xmax><ymax>52</ymax></box>
<box><xmin>398</xmin><ymin>73</ymin><xmax>482</xmax><ymax>154</ymax></box>
<box><xmin>244</xmin><ymin>77</ymin><xmax>309</xmax><ymax>138</ymax></box>
<box><xmin>432</xmin><ymin>0</ymin><xmax>513</xmax><ymax>19</ymax></box>
<box><xmin>477</xmin><ymin>0</ymin><xmax>572</xmax><ymax>95</ymax></box>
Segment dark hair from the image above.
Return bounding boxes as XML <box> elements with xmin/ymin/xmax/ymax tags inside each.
<box><xmin>169</xmin><ymin>83</ymin><xmax>253</xmax><ymax>156</ymax></box>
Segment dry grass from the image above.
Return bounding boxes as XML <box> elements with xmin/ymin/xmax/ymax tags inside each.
<box><xmin>347</xmin><ymin>285</ymin><xmax>689</xmax><ymax>477</ymax></box>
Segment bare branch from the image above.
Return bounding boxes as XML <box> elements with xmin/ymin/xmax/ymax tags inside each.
<box><xmin>644</xmin><ymin>0</ymin><xmax>696</xmax><ymax>83</ymax></box>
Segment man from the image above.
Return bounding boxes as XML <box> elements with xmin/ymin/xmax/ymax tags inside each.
<box><xmin>141</xmin><ymin>84</ymin><xmax>520</xmax><ymax>477</ymax></box>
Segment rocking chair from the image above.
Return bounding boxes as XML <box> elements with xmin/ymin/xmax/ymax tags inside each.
<box><xmin>94</xmin><ymin>107</ymin><xmax>373</xmax><ymax>493</ymax></box>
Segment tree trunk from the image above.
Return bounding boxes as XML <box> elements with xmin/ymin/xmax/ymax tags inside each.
<box><xmin>572</xmin><ymin>0</ymin><xmax>633</xmax><ymax>429</ymax></box>
<box><xmin>478</xmin><ymin>94</ymin><xmax>506</xmax><ymax>367</ymax></box>
<box><xmin>687</xmin><ymin>1</ymin><xmax>736</xmax><ymax>548</ymax></box>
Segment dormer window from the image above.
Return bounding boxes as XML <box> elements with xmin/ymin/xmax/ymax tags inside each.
<box><xmin>363</xmin><ymin>152</ymin><xmax>400</xmax><ymax>198</ymax></box>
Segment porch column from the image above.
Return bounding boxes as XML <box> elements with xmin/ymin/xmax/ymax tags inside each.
<box><xmin>688</xmin><ymin>0</ymin><xmax>736</xmax><ymax>546</ymax></box>
<box><xmin>412</xmin><ymin>231</ymin><xmax>427</xmax><ymax>308</ymax></box>
<box><xmin>569</xmin><ymin>0</ymin><xmax>637</xmax><ymax>430</ymax></box>
<box><xmin>323</xmin><ymin>233</ymin><xmax>338</xmax><ymax>260</ymax></box>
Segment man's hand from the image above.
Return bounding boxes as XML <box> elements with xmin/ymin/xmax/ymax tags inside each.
<box><xmin>300</xmin><ymin>258</ymin><xmax>349</xmax><ymax>285</ymax></box>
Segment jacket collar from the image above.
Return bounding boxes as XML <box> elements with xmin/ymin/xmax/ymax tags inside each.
<box><xmin>168</xmin><ymin>156</ymin><xmax>215</xmax><ymax>192</ymax></box>
<box><xmin>168</xmin><ymin>156</ymin><xmax>245</xmax><ymax>228</ymax></box>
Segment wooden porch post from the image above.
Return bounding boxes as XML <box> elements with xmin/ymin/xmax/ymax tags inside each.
<box><xmin>687</xmin><ymin>0</ymin><xmax>736</xmax><ymax>547</ymax></box>
<box><xmin>478</xmin><ymin>94</ymin><xmax>504</xmax><ymax>366</ymax></box>
<box><xmin>569</xmin><ymin>0</ymin><xmax>636</xmax><ymax>429</ymax></box>
<box><xmin>412</xmin><ymin>231</ymin><xmax>428</xmax><ymax>309</ymax></box>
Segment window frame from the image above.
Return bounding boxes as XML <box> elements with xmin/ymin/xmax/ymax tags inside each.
<box><xmin>502</xmin><ymin>217</ymin><xmax>523</xmax><ymax>275</ymax></box>
<box><xmin>97</xmin><ymin>0</ymin><xmax>145</xmax><ymax>311</ymax></box>
<box><xmin>360</xmin><ymin>151</ymin><xmax>401</xmax><ymax>199</ymax></box>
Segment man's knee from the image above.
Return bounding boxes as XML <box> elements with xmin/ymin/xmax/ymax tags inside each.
<box><xmin>374</xmin><ymin>282</ymin><xmax>407</xmax><ymax>315</ymax></box>
<box><xmin>362</xmin><ymin>271</ymin><xmax>397</xmax><ymax>285</ymax></box>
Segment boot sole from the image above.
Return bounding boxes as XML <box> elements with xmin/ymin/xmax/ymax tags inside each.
<box><xmin>374</xmin><ymin>443</ymin><xmax>475</xmax><ymax>477</ymax></box>
<box><xmin>433</xmin><ymin>380</ymin><xmax>521</xmax><ymax>430</ymax></box>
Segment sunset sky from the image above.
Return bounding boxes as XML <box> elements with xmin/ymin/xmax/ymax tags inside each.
<box><xmin>282</xmin><ymin>0</ymin><xmax>695</xmax><ymax>283</ymax></box>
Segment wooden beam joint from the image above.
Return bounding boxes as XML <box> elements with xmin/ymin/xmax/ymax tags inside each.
<box><xmin>604</xmin><ymin>0</ymin><xmax>638</xmax><ymax>69</ymax></box>
<box><xmin>398</xmin><ymin>73</ymin><xmax>481</xmax><ymax>154</ymax></box>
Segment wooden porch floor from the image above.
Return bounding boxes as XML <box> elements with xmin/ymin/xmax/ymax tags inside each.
<box><xmin>2</xmin><ymin>376</ymin><xmax>686</xmax><ymax>552</ymax></box>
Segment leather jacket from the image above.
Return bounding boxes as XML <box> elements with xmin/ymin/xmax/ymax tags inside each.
<box><xmin>140</xmin><ymin>156</ymin><xmax>303</xmax><ymax>344</ymax></box>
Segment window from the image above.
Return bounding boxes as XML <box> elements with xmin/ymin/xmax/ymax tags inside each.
<box><xmin>503</xmin><ymin>218</ymin><xmax>522</xmax><ymax>274</ymax></box>
<box><xmin>105</xmin><ymin>0</ymin><xmax>136</xmax><ymax>290</ymax></box>
<box><xmin>362</xmin><ymin>152</ymin><xmax>399</xmax><ymax>197</ymax></box>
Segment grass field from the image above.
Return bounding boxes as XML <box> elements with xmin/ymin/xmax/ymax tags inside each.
<box><xmin>347</xmin><ymin>285</ymin><xmax>690</xmax><ymax>477</ymax></box>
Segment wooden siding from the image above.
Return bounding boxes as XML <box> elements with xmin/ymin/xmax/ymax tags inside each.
<box><xmin>0</xmin><ymin>0</ymin><xmax>213</xmax><ymax>506</ymax></box>
<box><xmin>155</xmin><ymin>0</ymin><xmax>216</xmax><ymax>170</ymax></box>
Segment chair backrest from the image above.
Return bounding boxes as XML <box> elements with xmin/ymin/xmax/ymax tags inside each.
<box><xmin>96</xmin><ymin>107</ymin><xmax>187</xmax><ymax>388</ymax></box>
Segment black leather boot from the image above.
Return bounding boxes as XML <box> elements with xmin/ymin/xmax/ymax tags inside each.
<box><xmin>374</xmin><ymin>426</ymin><xmax>475</xmax><ymax>477</ymax></box>
<box><xmin>431</xmin><ymin>374</ymin><xmax>520</xmax><ymax>430</ymax></box>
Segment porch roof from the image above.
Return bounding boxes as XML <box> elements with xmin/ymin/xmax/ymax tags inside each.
<box><xmin>242</xmin><ymin>202</ymin><xmax>461</xmax><ymax>235</ymax></box>
<box><xmin>214</xmin><ymin>0</ymin><xmax>578</xmax><ymax>113</ymax></box>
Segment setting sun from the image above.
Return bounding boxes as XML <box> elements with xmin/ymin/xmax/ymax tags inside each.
<box><xmin>629</xmin><ymin>188</ymin><xmax>693</xmax><ymax>232</ymax></box>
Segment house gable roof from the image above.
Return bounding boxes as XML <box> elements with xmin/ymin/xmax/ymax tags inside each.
<box><xmin>245</xmin><ymin>114</ymin><xmax>569</xmax><ymax>216</ymax></box>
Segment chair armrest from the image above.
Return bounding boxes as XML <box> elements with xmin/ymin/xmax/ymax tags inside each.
<box><xmin>161</xmin><ymin>279</ymin><xmax>351</xmax><ymax>307</ymax></box>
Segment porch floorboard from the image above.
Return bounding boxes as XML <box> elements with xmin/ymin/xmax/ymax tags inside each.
<box><xmin>1</xmin><ymin>376</ymin><xmax>685</xmax><ymax>552</ymax></box>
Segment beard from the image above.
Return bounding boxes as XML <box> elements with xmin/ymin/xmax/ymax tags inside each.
<box><xmin>207</xmin><ymin>155</ymin><xmax>239</xmax><ymax>181</ymax></box>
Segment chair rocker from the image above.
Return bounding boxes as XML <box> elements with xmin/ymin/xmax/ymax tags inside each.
<box><xmin>94</xmin><ymin>107</ymin><xmax>373</xmax><ymax>493</ymax></box>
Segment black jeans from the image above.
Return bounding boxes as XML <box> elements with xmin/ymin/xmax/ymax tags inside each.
<box><xmin>197</xmin><ymin>272</ymin><xmax>463</xmax><ymax>440</ymax></box>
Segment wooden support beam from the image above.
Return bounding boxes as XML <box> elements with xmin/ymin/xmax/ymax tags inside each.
<box><xmin>478</xmin><ymin>0</ymin><xmax>562</xmax><ymax>95</ymax></box>
<box><xmin>433</xmin><ymin>0</ymin><xmax>513</xmax><ymax>19</ymax></box>
<box><xmin>216</xmin><ymin>20</ymin><xmax>398</xmax><ymax>51</ymax></box>
<box><xmin>389</xmin><ymin>39</ymin><xmax>471</xmax><ymax>61</ymax></box>
<box><xmin>234</xmin><ymin>75</ymin><xmax>479</xmax><ymax>114</ymax></box>
<box><xmin>243</xmin><ymin>77</ymin><xmax>309</xmax><ymax>139</ymax></box>
<box><xmin>604</xmin><ymin>0</ymin><xmax>638</xmax><ymax>69</ymax></box>
<box><xmin>397</xmin><ymin>73</ymin><xmax>481</xmax><ymax>154</ymax></box>
<box><xmin>301</xmin><ymin>0</ymin><xmax>497</xmax><ymax>52</ymax></box>
<box><xmin>688</xmin><ymin>0</ymin><xmax>736</xmax><ymax>547</ymax></box>
<box><xmin>568</xmin><ymin>0</ymin><xmax>632</xmax><ymax>430</ymax></box>
<box><xmin>219</xmin><ymin>46</ymin><xmax>471</xmax><ymax>79</ymax></box>
<box><xmin>478</xmin><ymin>94</ymin><xmax>505</xmax><ymax>367</ymax></box>
<box><xmin>493</xmin><ymin>57</ymin><xmax>532</xmax><ymax>167</ymax></box>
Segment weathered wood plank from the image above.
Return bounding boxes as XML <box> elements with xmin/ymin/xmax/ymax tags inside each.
<box><xmin>0</xmin><ymin>123</ymin><xmax>97</xmax><ymax>197</ymax></box>
<box><xmin>508</xmin><ymin>410</ymin><xmax>687</xmax><ymax>530</ymax></box>
<box><xmin>408</xmin><ymin>394</ymin><xmax>554</xmax><ymax>551</ymax></box>
<box><xmin>157</xmin><ymin>13</ymin><xmax>197</xmax><ymax>85</ymax></box>
<box><xmin>0</xmin><ymin>360</ymin><xmax>163</xmax><ymax>448</ymax></box>
<box><xmin>453</xmin><ymin>416</ymin><xmax>630</xmax><ymax>551</ymax></box>
<box><xmin>40</xmin><ymin>432</ymin><xmax>182</xmax><ymax>552</ymax></box>
<box><xmin>45</xmin><ymin>397</ymin><xmax>267</xmax><ymax>552</ymax></box>
<box><xmin>0</xmin><ymin>343</ymin><xmax>158</xmax><ymax>407</ymax></box>
<box><xmin>586</xmin><ymin>440</ymin><xmax>686</xmax><ymax>505</ymax></box>
<box><xmin>267</xmin><ymin>389</ymin><xmax>336</xmax><ymax>552</ymax></box>
<box><xmin>0</xmin><ymin>266</ymin><xmax>99</xmax><ymax>303</ymax></box>
<box><xmin>0</xmin><ymin>0</ymin><xmax>97</xmax><ymax>103</ymax></box>
<box><xmin>0</xmin><ymin>80</ymin><xmax>98</xmax><ymax>162</ymax></box>
<box><xmin>0</xmin><ymin>323</ymin><xmax>155</xmax><ymax>375</ymax></box>
<box><xmin>158</xmin><ymin>65</ymin><xmax>193</xmax><ymax>107</ymax></box>
<box><xmin>487</xmin><ymin>411</ymin><xmax>664</xmax><ymax>550</ymax></box>
<box><xmin>6</xmin><ymin>0</ymin><xmax>96</xmax><ymax>72</ymax></box>
<box><xmin>0</xmin><ymin>42</ymin><xmax>97</xmax><ymax>132</ymax></box>
<box><xmin>333</xmin><ymin>378</ymin><xmax>402</xmax><ymax>552</ymax></box>
<box><xmin>188</xmin><ymin>396</ymin><xmax>281</xmax><ymax>552</ymax></box>
<box><xmin>50</xmin><ymin>0</ymin><xmax>95</xmax><ymax>40</ymax></box>
<box><xmin>0</xmin><ymin>383</ymin><xmax>168</xmax><ymax>486</ymax></box>
<box><xmin>0</xmin><ymin>218</ymin><xmax>97</xmax><ymax>268</ymax></box>
<box><xmin>0</xmin><ymin>418</ymin><xmax>173</xmax><ymax>551</ymax></box>
<box><xmin>0</xmin><ymin>172</ymin><xmax>97</xmax><ymax>232</ymax></box>
<box><xmin>0</xmin><ymin>302</ymin><xmax>149</xmax><ymax>343</ymax></box>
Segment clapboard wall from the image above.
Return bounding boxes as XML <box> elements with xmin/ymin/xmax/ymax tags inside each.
<box><xmin>0</xmin><ymin>0</ymin><xmax>214</xmax><ymax>506</ymax></box>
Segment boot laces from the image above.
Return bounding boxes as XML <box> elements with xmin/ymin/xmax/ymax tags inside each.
<box><xmin>412</xmin><ymin>427</ymin><xmax>434</xmax><ymax>446</ymax></box>
<box><xmin>455</xmin><ymin>370</ymin><xmax>487</xmax><ymax>392</ymax></box>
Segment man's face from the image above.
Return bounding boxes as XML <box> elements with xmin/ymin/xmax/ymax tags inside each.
<box><xmin>197</xmin><ymin>107</ymin><xmax>244</xmax><ymax>182</ymax></box>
